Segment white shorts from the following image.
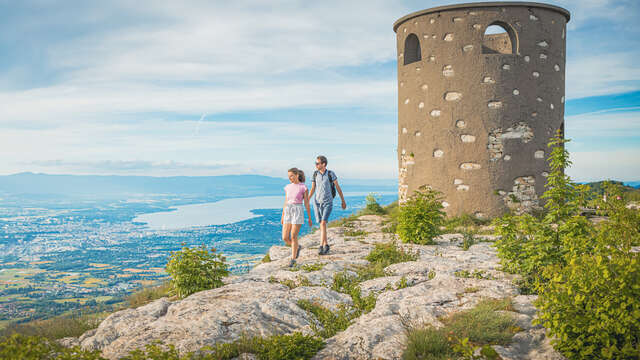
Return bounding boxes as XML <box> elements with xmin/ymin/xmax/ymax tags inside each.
<box><xmin>283</xmin><ymin>204</ymin><xmax>304</xmax><ymax>224</ymax></box>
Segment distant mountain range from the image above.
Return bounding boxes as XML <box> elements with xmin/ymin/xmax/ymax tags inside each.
<box><xmin>624</xmin><ymin>181</ymin><xmax>640</xmax><ymax>189</ymax></box>
<box><xmin>0</xmin><ymin>172</ymin><xmax>397</xmax><ymax>199</ymax></box>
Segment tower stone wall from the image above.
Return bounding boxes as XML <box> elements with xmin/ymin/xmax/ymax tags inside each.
<box><xmin>394</xmin><ymin>2</ymin><xmax>570</xmax><ymax>218</ymax></box>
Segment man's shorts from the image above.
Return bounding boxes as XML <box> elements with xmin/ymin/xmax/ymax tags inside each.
<box><xmin>283</xmin><ymin>204</ymin><xmax>305</xmax><ymax>225</ymax></box>
<box><xmin>314</xmin><ymin>201</ymin><xmax>333</xmax><ymax>223</ymax></box>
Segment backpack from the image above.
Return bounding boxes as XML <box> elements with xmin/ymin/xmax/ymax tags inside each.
<box><xmin>313</xmin><ymin>170</ymin><xmax>336</xmax><ymax>198</ymax></box>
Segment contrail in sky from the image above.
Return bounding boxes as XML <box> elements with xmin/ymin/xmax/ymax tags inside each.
<box><xmin>193</xmin><ymin>113</ymin><xmax>207</xmax><ymax>136</ymax></box>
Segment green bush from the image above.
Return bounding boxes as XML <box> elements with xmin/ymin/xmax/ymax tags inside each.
<box><xmin>535</xmin><ymin>251</ymin><xmax>640</xmax><ymax>359</ymax></box>
<box><xmin>397</xmin><ymin>187</ymin><xmax>445</xmax><ymax>245</ymax></box>
<box><xmin>362</xmin><ymin>193</ymin><xmax>386</xmax><ymax>215</ymax></box>
<box><xmin>1</xmin><ymin>312</ymin><xmax>106</xmax><ymax>340</ymax></box>
<box><xmin>493</xmin><ymin>132</ymin><xmax>640</xmax><ymax>358</ymax></box>
<box><xmin>165</xmin><ymin>244</ymin><xmax>229</xmax><ymax>298</ymax></box>
<box><xmin>0</xmin><ymin>334</ymin><xmax>104</xmax><ymax>360</ymax></box>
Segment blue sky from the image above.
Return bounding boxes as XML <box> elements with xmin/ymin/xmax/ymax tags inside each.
<box><xmin>0</xmin><ymin>0</ymin><xmax>638</xmax><ymax>181</ymax></box>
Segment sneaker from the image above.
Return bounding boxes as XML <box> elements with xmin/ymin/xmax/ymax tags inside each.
<box><xmin>288</xmin><ymin>258</ymin><xmax>296</xmax><ymax>267</ymax></box>
<box><xmin>323</xmin><ymin>244</ymin><xmax>330</xmax><ymax>254</ymax></box>
<box><xmin>296</xmin><ymin>245</ymin><xmax>302</xmax><ymax>258</ymax></box>
<box><xmin>318</xmin><ymin>245</ymin><xmax>325</xmax><ymax>255</ymax></box>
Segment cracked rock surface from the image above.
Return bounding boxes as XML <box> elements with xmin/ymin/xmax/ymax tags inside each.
<box><xmin>63</xmin><ymin>215</ymin><xmax>563</xmax><ymax>359</ymax></box>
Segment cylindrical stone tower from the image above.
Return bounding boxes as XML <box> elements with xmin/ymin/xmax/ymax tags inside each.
<box><xmin>393</xmin><ymin>2</ymin><xmax>570</xmax><ymax>218</ymax></box>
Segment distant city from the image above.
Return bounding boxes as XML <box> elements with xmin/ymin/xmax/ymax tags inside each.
<box><xmin>0</xmin><ymin>173</ymin><xmax>396</xmax><ymax>327</ymax></box>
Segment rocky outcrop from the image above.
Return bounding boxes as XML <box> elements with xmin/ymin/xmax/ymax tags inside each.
<box><xmin>64</xmin><ymin>215</ymin><xmax>563</xmax><ymax>359</ymax></box>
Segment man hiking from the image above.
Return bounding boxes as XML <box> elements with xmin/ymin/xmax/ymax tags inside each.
<box><xmin>309</xmin><ymin>155</ymin><xmax>346</xmax><ymax>255</ymax></box>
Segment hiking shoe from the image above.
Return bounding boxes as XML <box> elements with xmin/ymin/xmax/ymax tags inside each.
<box><xmin>288</xmin><ymin>258</ymin><xmax>296</xmax><ymax>267</ymax></box>
<box><xmin>323</xmin><ymin>244</ymin><xmax>330</xmax><ymax>255</ymax></box>
<box><xmin>318</xmin><ymin>245</ymin><xmax>325</xmax><ymax>255</ymax></box>
<box><xmin>296</xmin><ymin>245</ymin><xmax>302</xmax><ymax>259</ymax></box>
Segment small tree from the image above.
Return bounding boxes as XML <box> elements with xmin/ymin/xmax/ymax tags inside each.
<box><xmin>165</xmin><ymin>244</ymin><xmax>229</xmax><ymax>298</ymax></box>
<box><xmin>363</xmin><ymin>193</ymin><xmax>385</xmax><ymax>215</ymax></box>
<box><xmin>397</xmin><ymin>186</ymin><xmax>445</xmax><ymax>245</ymax></box>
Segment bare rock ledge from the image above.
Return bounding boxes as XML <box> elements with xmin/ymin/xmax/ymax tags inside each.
<box><xmin>62</xmin><ymin>215</ymin><xmax>563</xmax><ymax>360</ymax></box>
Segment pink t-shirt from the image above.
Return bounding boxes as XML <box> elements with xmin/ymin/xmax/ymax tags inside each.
<box><xmin>285</xmin><ymin>183</ymin><xmax>307</xmax><ymax>204</ymax></box>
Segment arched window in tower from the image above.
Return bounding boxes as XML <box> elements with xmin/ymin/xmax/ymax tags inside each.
<box><xmin>482</xmin><ymin>22</ymin><xmax>517</xmax><ymax>54</ymax></box>
<box><xmin>404</xmin><ymin>33</ymin><xmax>421</xmax><ymax>65</ymax></box>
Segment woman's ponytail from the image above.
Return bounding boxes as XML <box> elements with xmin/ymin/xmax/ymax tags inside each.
<box><xmin>297</xmin><ymin>169</ymin><xmax>305</xmax><ymax>183</ymax></box>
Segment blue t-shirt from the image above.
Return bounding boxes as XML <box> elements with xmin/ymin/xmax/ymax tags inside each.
<box><xmin>313</xmin><ymin>170</ymin><xmax>337</xmax><ymax>204</ymax></box>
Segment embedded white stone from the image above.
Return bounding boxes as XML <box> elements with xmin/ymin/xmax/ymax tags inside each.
<box><xmin>445</xmin><ymin>92</ymin><xmax>462</xmax><ymax>101</ymax></box>
<box><xmin>418</xmin><ymin>102</ymin><xmax>425</xmax><ymax>109</ymax></box>
<box><xmin>453</xmin><ymin>17</ymin><xmax>463</xmax><ymax>22</ymax></box>
<box><xmin>537</xmin><ymin>41</ymin><xmax>549</xmax><ymax>47</ymax></box>
<box><xmin>483</xmin><ymin>76</ymin><xmax>495</xmax><ymax>84</ymax></box>
<box><xmin>433</xmin><ymin>149</ymin><xmax>444</xmax><ymax>158</ymax></box>
<box><xmin>443</xmin><ymin>33</ymin><xmax>454</xmax><ymax>42</ymax></box>
<box><xmin>398</xmin><ymin>53</ymin><xmax>403</xmax><ymax>59</ymax></box>
<box><xmin>415</xmin><ymin>131</ymin><xmax>421</xmax><ymax>137</ymax></box>
<box><xmin>504</xmin><ymin>155</ymin><xmax>511</xmax><ymax>161</ymax></box>
<box><xmin>498</xmin><ymin>190</ymin><xmax>506</xmax><ymax>196</ymax></box>
<box><xmin>400</xmin><ymin>81</ymin><xmax>404</xmax><ymax>87</ymax></box>
<box><xmin>488</xmin><ymin>101</ymin><xmax>503</xmax><ymax>109</ymax></box>
<box><xmin>403</xmin><ymin>28</ymin><xmax>407</xmax><ymax>33</ymax></box>
<box><xmin>430</xmin><ymin>109</ymin><xmax>442</xmax><ymax>117</ymax></box>
<box><xmin>455</xmin><ymin>120</ymin><xmax>466</xmax><ymax>129</ymax></box>
<box><xmin>561</xmin><ymin>96</ymin><xmax>565</xmax><ymax>103</ymax></box>
<box><xmin>430</xmin><ymin>19</ymin><xmax>435</xmax><ymax>24</ymax></box>
<box><xmin>524</xmin><ymin>55</ymin><xmax>530</xmax><ymax>62</ymax></box>
<box><xmin>531</xmin><ymin>112</ymin><xmax>538</xmax><ymax>117</ymax></box>
<box><xmin>535</xmin><ymin>150</ymin><xmax>544</xmax><ymax>159</ymax></box>
<box><xmin>513</xmin><ymin>89</ymin><xmax>520</xmax><ymax>95</ymax></box>
<box><xmin>539</xmin><ymin>53</ymin><xmax>547</xmax><ymax>60</ymax></box>
<box><xmin>542</xmin><ymin>172</ymin><xmax>549</xmax><ymax>177</ymax></box>
<box><xmin>532</xmin><ymin>71</ymin><xmax>540</xmax><ymax>78</ymax></box>
<box><xmin>404</xmin><ymin>98</ymin><xmax>410</xmax><ymax>104</ymax></box>
<box><xmin>416</xmin><ymin>67</ymin><xmax>421</xmax><ymax>72</ymax></box>
<box><xmin>402</xmin><ymin>128</ymin><xmax>407</xmax><ymax>134</ymax></box>
<box><xmin>421</xmin><ymin>84</ymin><xmax>428</xmax><ymax>91</ymax></box>
<box><xmin>460</xmin><ymin>163</ymin><xmax>481</xmax><ymax>170</ymax></box>
<box><xmin>461</xmin><ymin>135</ymin><xmax>476</xmax><ymax>143</ymax></box>
<box><xmin>474</xmin><ymin>212</ymin><xmax>486</xmax><ymax>219</ymax></box>
<box><xmin>457</xmin><ymin>185</ymin><xmax>470</xmax><ymax>191</ymax></box>
<box><xmin>473</xmin><ymin>24</ymin><xmax>482</xmax><ymax>30</ymax></box>
<box><xmin>469</xmin><ymin>11</ymin><xmax>478</xmax><ymax>15</ymax></box>
<box><xmin>562</xmin><ymin>27</ymin><xmax>565</xmax><ymax>39</ymax></box>
<box><xmin>536</xmin><ymin>97</ymin><xmax>543</xmax><ymax>102</ymax></box>
<box><xmin>402</xmin><ymin>149</ymin><xmax>406</xmax><ymax>155</ymax></box>
<box><xmin>428</xmin><ymin>55</ymin><xmax>436</xmax><ymax>62</ymax></box>
<box><xmin>432</xmin><ymin>35</ymin><xmax>436</xmax><ymax>39</ymax></box>
<box><xmin>454</xmin><ymin>179</ymin><xmax>463</xmax><ymax>185</ymax></box>
<box><xmin>550</xmin><ymin>103</ymin><xmax>554</xmax><ymax>109</ymax></box>
<box><xmin>554</xmin><ymin>64</ymin><xmax>560</xmax><ymax>71</ymax></box>
<box><xmin>442</xmin><ymin>201</ymin><xmax>450</xmax><ymax>208</ymax></box>
<box><xmin>463</xmin><ymin>44</ymin><xmax>474</xmax><ymax>52</ymax></box>
<box><xmin>502</xmin><ymin>64</ymin><xmax>511</xmax><ymax>70</ymax></box>
<box><xmin>529</xmin><ymin>14</ymin><xmax>538</xmax><ymax>21</ymax></box>
<box><xmin>423</xmin><ymin>34</ymin><xmax>430</xmax><ymax>39</ymax></box>
<box><xmin>443</xmin><ymin>65</ymin><xmax>454</xmax><ymax>77</ymax></box>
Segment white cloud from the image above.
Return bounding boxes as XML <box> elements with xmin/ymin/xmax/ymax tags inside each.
<box><xmin>569</xmin><ymin>150</ymin><xmax>640</xmax><ymax>182</ymax></box>
<box><xmin>566</xmin><ymin>53</ymin><xmax>640</xmax><ymax>99</ymax></box>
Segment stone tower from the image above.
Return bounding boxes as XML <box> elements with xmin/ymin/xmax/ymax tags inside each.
<box><xmin>393</xmin><ymin>2</ymin><xmax>570</xmax><ymax>218</ymax></box>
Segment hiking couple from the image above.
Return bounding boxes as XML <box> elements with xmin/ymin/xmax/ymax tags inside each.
<box><xmin>281</xmin><ymin>155</ymin><xmax>347</xmax><ymax>267</ymax></box>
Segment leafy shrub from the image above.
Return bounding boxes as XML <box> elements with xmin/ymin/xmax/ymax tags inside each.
<box><xmin>397</xmin><ymin>187</ymin><xmax>445</xmax><ymax>245</ymax></box>
<box><xmin>343</xmin><ymin>228</ymin><xmax>368</xmax><ymax>237</ymax></box>
<box><xmin>535</xmin><ymin>250</ymin><xmax>640</xmax><ymax>359</ymax></box>
<box><xmin>330</xmin><ymin>271</ymin><xmax>377</xmax><ymax>314</ymax></box>
<box><xmin>460</xmin><ymin>230</ymin><xmax>477</xmax><ymax>251</ymax></box>
<box><xmin>362</xmin><ymin>193</ymin><xmax>386</xmax><ymax>215</ymax></box>
<box><xmin>493</xmin><ymin>132</ymin><xmax>640</xmax><ymax>358</ymax></box>
<box><xmin>403</xmin><ymin>327</ymin><xmax>453</xmax><ymax>360</ymax></box>
<box><xmin>0</xmin><ymin>334</ymin><xmax>104</xmax><ymax>360</ymax></box>
<box><xmin>443</xmin><ymin>213</ymin><xmax>490</xmax><ymax>233</ymax></box>
<box><xmin>165</xmin><ymin>244</ymin><xmax>229</xmax><ymax>298</ymax></box>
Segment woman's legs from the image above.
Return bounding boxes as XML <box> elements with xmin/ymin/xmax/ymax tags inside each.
<box><xmin>290</xmin><ymin>224</ymin><xmax>302</xmax><ymax>259</ymax></box>
<box><xmin>282</xmin><ymin>223</ymin><xmax>292</xmax><ymax>246</ymax></box>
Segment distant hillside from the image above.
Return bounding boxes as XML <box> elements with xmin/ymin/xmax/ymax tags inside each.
<box><xmin>624</xmin><ymin>181</ymin><xmax>640</xmax><ymax>189</ymax></box>
<box><xmin>0</xmin><ymin>172</ymin><xmax>396</xmax><ymax>199</ymax></box>
<box><xmin>586</xmin><ymin>180</ymin><xmax>640</xmax><ymax>201</ymax></box>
